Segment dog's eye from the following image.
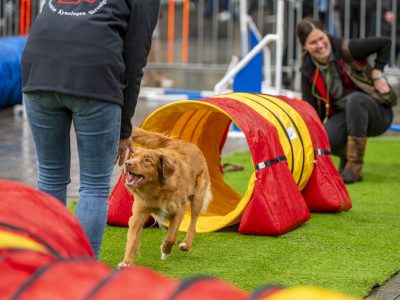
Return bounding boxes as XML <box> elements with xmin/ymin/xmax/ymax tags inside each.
<box><xmin>144</xmin><ymin>158</ymin><xmax>151</xmax><ymax>163</ymax></box>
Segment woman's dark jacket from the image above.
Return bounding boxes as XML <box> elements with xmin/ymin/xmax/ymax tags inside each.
<box><xmin>300</xmin><ymin>35</ymin><xmax>391</xmax><ymax>121</ymax></box>
<box><xmin>22</xmin><ymin>0</ymin><xmax>160</xmax><ymax>139</ymax></box>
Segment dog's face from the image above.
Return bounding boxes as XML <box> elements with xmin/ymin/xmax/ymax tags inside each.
<box><xmin>124</xmin><ymin>147</ymin><xmax>175</xmax><ymax>189</ymax></box>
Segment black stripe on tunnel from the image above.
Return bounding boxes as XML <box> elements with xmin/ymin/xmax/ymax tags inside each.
<box><xmin>239</xmin><ymin>94</ymin><xmax>295</xmax><ymax>174</ymax></box>
<box><xmin>0</xmin><ymin>222</ymin><xmax>60</xmax><ymax>258</ymax></box>
<box><xmin>255</xmin><ymin>94</ymin><xmax>306</xmax><ymax>186</ymax></box>
<box><xmin>255</xmin><ymin>155</ymin><xmax>287</xmax><ymax>171</ymax></box>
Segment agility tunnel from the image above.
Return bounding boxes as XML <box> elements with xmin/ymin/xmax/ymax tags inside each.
<box><xmin>1</xmin><ymin>250</ymin><xmax>357</xmax><ymax>300</ymax></box>
<box><xmin>0</xmin><ymin>179</ymin><xmax>94</xmax><ymax>258</ymax></box>
<box><xmin>108</xmin><ymin>93</ymin><xmax>351</xmax><ymax>235</ymax></box>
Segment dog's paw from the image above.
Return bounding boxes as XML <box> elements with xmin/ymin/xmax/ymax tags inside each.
<box><xmin>117</xmin><ymin>262</ymin><xmax>133</xmax><ymax>269</ymax></box>
<box><xmin>179</xmin><ymin>242</ymin><xmax>190</xmax><ymax>251</ymax></box>
<box><xmin>161</xmin><ymin>252</ymin><xmax>169</xmax><ymax>260</ymax></box>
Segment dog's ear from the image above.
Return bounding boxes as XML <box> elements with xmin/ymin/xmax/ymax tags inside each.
<box><xmin>157</xmin><ymin>155</ymin><xmax>175</xmax><ymax>184</ymax></box>
<box><xmin>123</xmin><ymin>146</ymin><xmax>136</xmax><ymax>164</ymax></box>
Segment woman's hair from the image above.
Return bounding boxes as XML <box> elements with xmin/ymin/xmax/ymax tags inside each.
<box><xmin>296</xmin><ymin>17</ymin><xmax>325</xmax><ymax>46</ymax></box>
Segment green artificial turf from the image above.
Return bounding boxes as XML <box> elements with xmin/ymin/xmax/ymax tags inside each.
<box><xmin>98</xmin><ymin>137</ymin><xmax>400</xmax><ymax>298</ymax></box>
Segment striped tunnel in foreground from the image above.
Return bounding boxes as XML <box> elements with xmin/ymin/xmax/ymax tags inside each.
<box><xmin>108</xmin><ymin>93</ymin><xmax>351</xmax><ymax>235</ymax></box>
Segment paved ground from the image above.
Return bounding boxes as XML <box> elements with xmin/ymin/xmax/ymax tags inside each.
<box><xmin>367</xmin><ymin>271</ymin><xmax>400</xmax><ymax>300</ymax></box>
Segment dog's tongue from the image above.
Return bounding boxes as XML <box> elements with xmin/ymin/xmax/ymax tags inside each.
<box><xmin>127</xmin><ymin>173</ymin><xmax>144</xmax><ymax>186</ymax></box>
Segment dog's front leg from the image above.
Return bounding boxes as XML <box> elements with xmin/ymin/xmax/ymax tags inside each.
<box><xmin>160</xmin><ymin>209</ymin><xmax>185</xmax><ymax>260</ymax></box>
<box><xmin>118</xmin><ymin>212</ymin><xmax>149</xmax><ymax>269</ymax></box>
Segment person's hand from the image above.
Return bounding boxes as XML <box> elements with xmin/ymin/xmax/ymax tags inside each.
<box><xmin>374</xmin><ymin>77</ymin><xmax>391</xmax><ymax>94</ymax></box>
<box><xmin>116</xmin><ymin>137</ymin><xmax>134</xmax><ymax>167</ymax></box>
<box><xmin>372</xmin><ymin>69</ymin><xmax>391</xmax><ymax>94</ymax></box>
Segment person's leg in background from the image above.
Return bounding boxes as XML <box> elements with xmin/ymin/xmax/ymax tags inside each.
<box><xmin>341</xmin><ymin>92</ymin><xmax>393</xmax><ymax>183</ymax></box>
<box><xmin>324</xmin><ymin>111</ymin><xmax>348</xmax><ymax>172</ymax></box>
<box><xmin>204</xmin><ymin>0</ymin><xmax>215</xmax><ymax>18</ymax></box>
<box><xmin>24</xmin><ymin>91</ymin><xmax>72</xmax><ymax>205</ymax></box>
<box><xmin>69</xmin><ymin>96</ymin><xmax>121</xmax><ymax>259</ymax></box>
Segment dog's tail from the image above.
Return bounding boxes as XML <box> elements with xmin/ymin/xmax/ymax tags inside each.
<box><xmin>132</xmin><ymin>127</ymin><xmax>172</xmax><ymax>148</ymax></box>
<box><xmin>201</xmin><ymin>183</ymin><xmax>213</xmax><ymax>213</ymax></box>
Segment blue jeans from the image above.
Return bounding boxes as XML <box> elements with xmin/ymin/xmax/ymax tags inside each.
<box><xmin>24</xmin><ymin>92</ymin><xmax>121</xmax><ymax>259</ymax></box>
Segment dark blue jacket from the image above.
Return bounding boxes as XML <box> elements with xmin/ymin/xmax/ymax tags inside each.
<box><xmin>22</xmin><ymin>0</ymin><xmax>160</xmax><ymax>138</ymax></box>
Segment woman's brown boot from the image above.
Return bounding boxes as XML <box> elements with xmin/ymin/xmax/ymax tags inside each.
<box><xmin>340</xmin><ymin>136</ymin><xmax>367</xmax><ymax>184</ymax></box>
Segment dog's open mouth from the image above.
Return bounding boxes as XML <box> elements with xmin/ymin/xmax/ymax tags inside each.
<box><xmin>125</xmin><ymin>172</ymin><xmax>146</xmax><ymax>187</ymax></box>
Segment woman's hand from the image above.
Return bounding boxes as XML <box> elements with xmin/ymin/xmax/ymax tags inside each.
<box><xmin>371</xmin><ymin>69</ymin><xmax>391</xmax><ymax>94</ymax></box>
<box><xmin>116</xmin><ymin>137</ymin><xmax>134</xmax><ymax>166</ymax></box>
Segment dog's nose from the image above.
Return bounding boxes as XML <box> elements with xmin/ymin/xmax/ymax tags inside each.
<box><xmin>125</xmin><ymin>161</ymin><xmax>132</xmax><ymax>168</ymax></box>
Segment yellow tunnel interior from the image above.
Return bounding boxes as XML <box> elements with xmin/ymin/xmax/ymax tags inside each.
<box><xmin>140</xmin><ymin>101</ymin><xmax>253</xmax><ymax>232</ymax></box>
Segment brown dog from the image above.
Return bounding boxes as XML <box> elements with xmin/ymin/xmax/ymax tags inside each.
<box><xmin>118</xmin><ymin>127</ymin><xmax>212</xmax><ymax>268</ymax></box>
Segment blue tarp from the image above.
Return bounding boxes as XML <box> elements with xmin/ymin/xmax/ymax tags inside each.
<box><xmin>0</xmin><ymin>36</ymin><xmax>27</xmax><ymax>108</ymax></box>
<box><xmin>232</xmin><ymin>26</ymin><xmax>263</xmax><ymax>93</ymax></box>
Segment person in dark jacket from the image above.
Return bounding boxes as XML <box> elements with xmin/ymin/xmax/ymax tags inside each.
<box><xmin>297</xmin><ymin>18</ymin><xmax>393</xmax><ymax>184</ymax></box>
<box><xmin>22</xmin><ymin>0</ymin><xmax>160</xmax><ymax>258</ymax></box>
<box><xmin>336</xmin><ymin>0</ymin><xmax>376</xmax><ymax>38</ymax></box>
<box><xmin>382</xmin><ymin>0</ymin><xmax>400</xmax><ymax>64</ymax></box>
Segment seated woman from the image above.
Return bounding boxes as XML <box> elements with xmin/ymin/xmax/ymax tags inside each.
<box><xmin>296</xmin><ymin>18</ymin><xmax>394</xmax><ymax>184</ymax></box>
